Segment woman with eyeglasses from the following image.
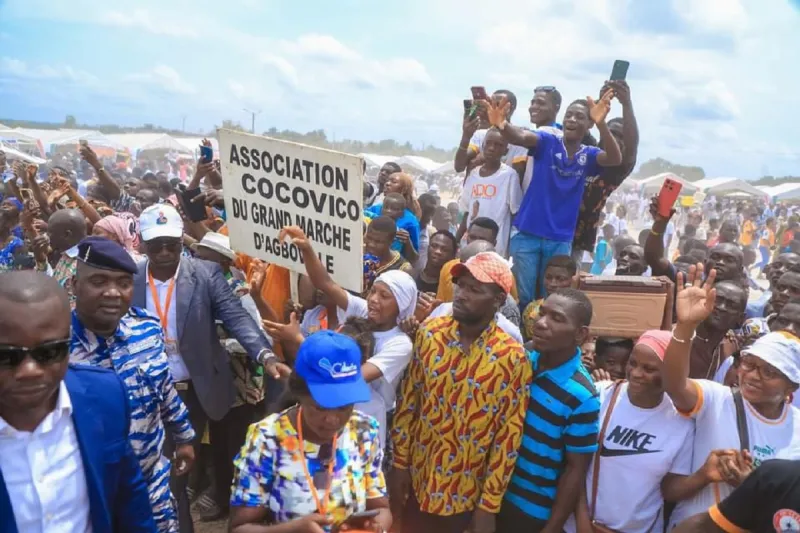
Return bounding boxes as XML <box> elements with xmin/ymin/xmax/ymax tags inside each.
<box><xmin>662</xmin><ymin>264</ymin><xmax>800</xmax><ymax>528</ymax></box>
<box><xmin>229</xmin><ymin>331</ymin><xmax>391</xmax><ymax>533</ymax></box>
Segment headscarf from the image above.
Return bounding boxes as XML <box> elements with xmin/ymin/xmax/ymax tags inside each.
<box><xmin>95</xmin><ymin>215</ymin><xmax>136</xmax><ymax>251</ymax></box>
<box><xmin>373</xmin><ymin>270</ymin><xmax>418</xmax><ymax>322</ymax></box>
<box><xmin>635</xmin><ymin>330</ymin><xmax>672</xmax><ymax>361</ymax></box>
<box><xmin>743</xmin><ymin>331</ymin><xmax>800</xmax><ymax>385</ymax></box>
<box><xmin>114</xmin><ymin>211</ymin><xmax>141</xmax><ymax>250</ymax></box>
<box><xmin>2</xmin><ymin>197</ymin><xmax>23</xmax><ymax>212</ymax></box>
<box><xmin>392</xmin><ymin>172</ymin><xmax>421</xmax><ymax>219</ymax></box>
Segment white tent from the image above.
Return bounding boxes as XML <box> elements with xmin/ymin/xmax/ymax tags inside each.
<box><xmin>431</xmin><ymin>160</ymin><xmax>459</xmax><ymax>175</ymax></box>
<box><xmin>395</xmin><ymin>155</ymin><xmax>443</xmax><ymax>174</ymax></box>
<box><xmin>758</xmin><ymin>183</ymin><xmax>800</xmax><ymax>201</ymax></box>
<box><xmin>0</xmin><ymin>142</ymin><xmax>46</xmax><ymax>164</ymax></box>
<box><xmin>694</xmin><ymin>177</ymin><xmax>768</xmax><ymax>198</ymax></box>
<box><xmin>173</xmin><ymin>137</ymin><xmax>219</xmax><ymax>155</ymax></box>
<box><xmin>358</xmin><ymin>153</ymin><xmax>397</xmax><ymax>169</ymax></box>
<box><xmin>634</xmin><ymin>173</ymin><xmax>701</xmax><ymax>195</ymax></box>
<box><xmin>106</xmin><ymin>133</ymin><xmax>192</xmax><ymax>154</ymax></box>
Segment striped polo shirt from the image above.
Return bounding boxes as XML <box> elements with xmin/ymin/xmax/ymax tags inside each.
<box><xmin>504</xmin><ymin>349</ymin><xmax>600</xmax><ymax>522</ymax></box>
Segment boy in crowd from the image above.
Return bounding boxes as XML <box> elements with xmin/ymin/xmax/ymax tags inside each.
<box><xmin>455</xmin><ymin>128</ymin><xmax>522</xmax><ymax>257</ymax></box>
<box><xmin>522</xmin><ymin>255</ymin><xmax>577</xmax><ymax>340</ymax></box>
<box><xmin>364</xmin><ymin>216</ymin><xmax>413</xmax><ymax>276</ymax></box>
<box><xmin>590</xmin><ymin>224</ymin><xmax>615</xmax><ymax>274</ymax></box>
<box><xmin>483</xmin><ymin>92</ymin><xmax>622</xmax><ymax>311</ymax></box>
<box><xmin>379</xmin><ymin>192</ymin><xmax>420</xmax><ymax>261</ymax></box>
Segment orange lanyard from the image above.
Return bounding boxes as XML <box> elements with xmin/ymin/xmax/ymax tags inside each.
<box><xmin>319</xmin><ymin>308</ymin><xmax>328</xmax><ymax>331</ymax></box>
<box><xmin>296</xmin><ymin>407</ymin><xmax>337</xmax><ymax>516</ymax></box>
<box><xmin>148</xmin><ymin>270</ymin><xmax>176</xmax><ymax>334</ymax></box>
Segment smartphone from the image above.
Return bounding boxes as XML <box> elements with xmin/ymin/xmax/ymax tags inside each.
<box><xmin>610</xmin><ymin>60</ymin><xmax>630</xmax><ymax>81</ymax></box>
<box><xmin>657</xmin><ymin>178</ymin><xmax>683</xmax><ymax>218</ymax></box>
<box><xmin>463</xmin><ymin>99</ymin><xmax>478</xmax><ymax>119</ymax></box>
<box><xmin>19</xmin><ymin>188</ymin><xmax>33</xmax><ymax>201</ymax></box>
<box><xmin>470</xmin><ymin>86</ymin><xmax>489</xmax><ymax>101</ymax></box>
<box><xmin>178</xmin><ymin>187</ymin><xmax>208</xmax><ymax>222</ymax></box>
<box><xmin>199</xmin><ymin>145</ymin><xmax>213</xmax><ymax>164</ymax></box>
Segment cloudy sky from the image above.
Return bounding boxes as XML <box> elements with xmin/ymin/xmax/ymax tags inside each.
<box><xmin>1</xmin><ymin>0</ymin><xmax>799</xmax><ymax>178</ymax></box>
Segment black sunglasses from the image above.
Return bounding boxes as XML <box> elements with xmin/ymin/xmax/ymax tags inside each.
<box><xmin>534</xmin><ymin>85</ymin><xmax>556</xmax><ymax>92</ymax></box>
<box><xmin>0</xmin><ymin>339</ymin><xmax>71</xmax><ymax>368</ymax></box>
<box><xmin>145</xmin><ymin>239</ymin><xmax>182</xmax><ymax>253</ymax></box>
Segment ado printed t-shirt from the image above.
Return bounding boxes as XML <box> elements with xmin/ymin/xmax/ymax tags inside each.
<box><xmin>514</xmin><ymin>131</ymin><xmax>601</xmax><ymax>242</ymax></box>
<box><xmin>459</xmin><ymin>163</ymin><xmax>522</xmax><ymax>257</ymax></box>
<box><xmin>563</xmin><ymin>381</ymin><xmax>693</xmax><ymax>533</ymax></box>
<box><xmin>670</xmin><ymin>379</ymin><xmax>800</xmax><ymax>527</ymax></box>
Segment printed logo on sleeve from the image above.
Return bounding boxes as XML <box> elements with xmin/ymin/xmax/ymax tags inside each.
<box><xmin>773</xmin><ymin>509</ymin><xmax>800</xmax><ymax>532</ymax></box>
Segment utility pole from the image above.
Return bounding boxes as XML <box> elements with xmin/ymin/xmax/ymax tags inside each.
<box><xmin>181</xmin><ymin>115</ymin><xmax>187</xmax><ymax>133</ymax></box>
<box><xmin>243</xmin><ymin>108</ymin><xmax>261</xmax><ymax>134</ymax></box>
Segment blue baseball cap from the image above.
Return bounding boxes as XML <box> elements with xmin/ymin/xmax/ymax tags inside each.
<box><xmin>294</xmin><ymin>331</ymin><xmax>370</xmax><ymax>409</ymax></box>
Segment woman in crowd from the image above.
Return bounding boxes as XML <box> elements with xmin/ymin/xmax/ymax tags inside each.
<box><xmin>663</xmin><ymin>263</ymin><xmax>800</xmax><ymax>527</ymax></box>
<box><xmin>92</xmin><ymin>214</ymin><xmax>143</xmax><ymax>260</ymax></box>
<box><xmin>229</xmin><ymin>331</ymin><xmax>391</xmax><ymax>533</ymax></box>
<box><xmin>567</xmin><ymin>330</ymin><xmax>694</xmax><ymax>533</ymax></box>
<box><xmin>383</xmin><ymin>172</ymin><xmax>421</xmax><ymax>219</ymax></box>
<box><xmin>279</xmin><ymin>225</ymin><xmax>417</xmax><ymax>450</ymax></box>
<box><xmin>0</xmin><ymin>197</ymin><xmax>24</xmax><ymax>271</ymax></box>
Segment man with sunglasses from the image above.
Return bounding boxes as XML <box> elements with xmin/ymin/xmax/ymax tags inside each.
<box><xmin>0</xmin><ymin>271</ymin><xmax>157</xmax><ymax>533</ymax></box>
<box><xmin>133</xmin><ymin>204</ymin><xmax>288</xmax><ymax>532</ymax></box>
<box><xmin>70</xmin><ymin>236</ymin><xmax>196</xmax><ymax>533</ymax></box>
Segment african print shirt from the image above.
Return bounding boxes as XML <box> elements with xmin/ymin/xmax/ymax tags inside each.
<box><xmin>230</xmin><ymin>408</ymin><xmax>386</xmax><ymax>530</ymax></box>
<box><xmin>70</xmin><ymin>308</ymin><xmax>195</xmax><ymax>533</ymax></box>
<box><xmin>392</xmin><ymin>315</ymin><xmax>532</xmax><ymax>515</ymax></box>
<box><xmin>522</xmin><ymin>298</ymin><xmax>544</xmax><ymax>341</ymax></box>
<box><xmin>0</xmin><ymin>236</ymin><xmax>24</xmax><ymax>271</ymax></box>
<box><xmin>52</xmin><ymin>247</ymin><xmax>78</xmax><ymax>307</ymax></box>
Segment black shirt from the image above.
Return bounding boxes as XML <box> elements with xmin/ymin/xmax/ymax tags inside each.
<box><xmin>712</xmin><ymin>459</ymin><xmax>800</xmax><ymax>532</ymax></box>
<box><xmin>573</xmin><ymin>161</ymin><xmax>635</xmax><ymax>252</ymax></box>
<box><xmin>415</xmin><ymin>272</ymin><xmax>439</xmax><ymax>294</ymax></box>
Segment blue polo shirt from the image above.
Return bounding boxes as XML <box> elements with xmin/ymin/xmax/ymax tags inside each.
<box><xmin>504</xmin><ymin>348</ymin><xmax>600</xmax><ymax>522</ymax></box>
<box><xmin>514</xmin><ymin>131</ymin><xmax>601</xmax><ymax>242</ymax></box>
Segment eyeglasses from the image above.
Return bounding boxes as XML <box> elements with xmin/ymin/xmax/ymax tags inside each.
<box><xmin>0</xmin><ymin>339</ymin><xmax>71</xmax><ymax>368</ymax></box>
<box><xmin>534</xmin><ymin>85</ymin><xmax>556</xmax><ymax>92</ymax></box>
<box><xmin>145</xmin><ymin>239</ymin><xmax>182</xmax><ymax>253</ymax></box>
<box><xmin>739</xmin><ymin>355</ymin><xmax>784</xmax><ymax>380</ymax></box>
<box><xmin>312</xmin><ymin>443</ymin><xmax>333</xmax><ymax>490</ymax></box>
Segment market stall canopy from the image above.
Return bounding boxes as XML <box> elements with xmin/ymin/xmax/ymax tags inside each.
<box><xmin>105</xmin><ymin>133</ymin><xmax>193</xmax><ymax>154</ymax></box>
<box><xmin>693</xmin><ymin>177</ymin><xmax>768</xmax><ymax>198</ymax></box>
<box><xmin>634</xmin><ymin>173</ymin><xmax>701</xmax><ymax>195</ymax></box>
<box><xmin>431</xmin><ymin>160</ymin><xmax>459</xmax><ymax>175</ymax></box>
<box><xmin>758</xmin><ymin>183</ymin><xmax>800</xmax><ymax>201</ymax></box>
<box><xmin>358</xmin><ymin>153</ymin><xmax>398</xmax><ymax>169</ymax></box>
<box><xmin>0</xmin><ymin>142</ymin><xmax>46</xmax><ymax>164</ymax></box>
<box><xmin>395</xmin><ymin>155</ymin><xmax>444</xmax><ymax>174</ymax></box>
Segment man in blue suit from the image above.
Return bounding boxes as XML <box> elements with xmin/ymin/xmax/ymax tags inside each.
<box><xmin>0</xmin><ymin>270</ymin><xmax>157</xmax><ymax>533</ymax></box>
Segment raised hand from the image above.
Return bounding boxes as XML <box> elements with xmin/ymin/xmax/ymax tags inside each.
<box><xmin>79</xmin><ymin>144</ymin><xmax>101</xmax><ymax>169</ymax></box>
<box><xmin>278</xmin><ymin>225</ymin><xmax>311</xmax><ymax>250</ymax></box>
<box><xmin>608</xmin><ymin>80</ymin><xmax>631</xmax><ymax>107</ymax></box>
<box><xmin>676</xmin><ymin>264</ymin><xmax>717</xmax><ymax>326</ymax></box>
<box><xmin>483</xmin><ymin>96</ymin><xmax>510</xmax><ymax>128</ymax></box>
<box><xmin>587</xmin><ymin>90</ymin><xmax>614</xmax><ymax>124</ymax></box>
<box><xmin>263</xmin><ymin>311</ymin><xmax>303</xmax><ymax>343</ymax></box>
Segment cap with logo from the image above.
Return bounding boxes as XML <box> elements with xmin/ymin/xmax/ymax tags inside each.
<box><xmin>450</xmin><ymin>251</ymin><xmax>513</xmax><ymax>295</ymax></box>
<box><xmin>139</xmin><ymin>204</ymin><xmax>183</xmax><ymax>242</ymax></box>
<box><xmin>294</xmin><ymin>330</ymin><xmax>370</xmax><ymax>409</ymax></box>
<box><xmin>76</xmin><ymin>236</ymin><xmax>138</xmax><ymax>275</ymax></box>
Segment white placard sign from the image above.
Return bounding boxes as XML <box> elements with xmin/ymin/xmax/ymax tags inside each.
<box><xmin>219</xmin><ymin>129</ymin><xmax>364</xmax><ymax>293</ymax></box>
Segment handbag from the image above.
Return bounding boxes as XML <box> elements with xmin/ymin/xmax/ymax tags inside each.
<box><xmin>732</xmin><ymin>387</ymin><xmax>750</xmax><ymax>451</ymax></box>
<box><xmin>589</xmin><ymin>381</ymin><xmax>661</xmax><ymax>533</ymax></box>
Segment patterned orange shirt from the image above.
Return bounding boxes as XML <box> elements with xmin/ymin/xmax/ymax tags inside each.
<box><xmin>392</xmin><ymin>315</ymin><xmax>532</xmax><ymax>516</ymax></box>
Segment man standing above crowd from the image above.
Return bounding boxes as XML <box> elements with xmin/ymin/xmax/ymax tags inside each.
<box><xmin>500</xmin><ymin>289</ymin><xmax>600</xmax><ymax>533</ymax></box>
<box><xmin>484</xmin><ymin>90</ymin><xmax>622</xmax><ymax>311</ymax></box>
<box><xmin>0</xmin><ymin>271</ymin><xmax>157</xmax><ymax>533</ymax></box>
<box><xmin>573</xmin><ymin>81</ymin><xmax>639</xmax><ymax>261</ymax></box>
<box><xmin>48</xmin><ymin>208</ymin><xmax>87</xmax><ymax>303</ymax></box>
<box><xmin>391</xmin><ymin>252</ymin><xmax>531</xmax><ymax>533</ymax></box>
<box><xmin>69</xmin><ymin>237</ymin><xmax>196</xmax><ymax>533</ymax></box>
<box><xmin>132</xmin><ymin>204</ymin><xmax>288</xmax><ymax>532</ymax></box>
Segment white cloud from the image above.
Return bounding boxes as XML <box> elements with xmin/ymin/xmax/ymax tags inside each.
<box><xmin>0</xmin><ymin>57</ymin><xmax>99</xmax><ymax>84</ymax></box>
<box><xmin>126</xmin><ymin>65</ymin><xmax>196</xmax><ymax>95</ymax></box>
<box><xmin>100</xmin><ymin>9</ymin><xmax>198</xmax><ymax>37</ymax></box>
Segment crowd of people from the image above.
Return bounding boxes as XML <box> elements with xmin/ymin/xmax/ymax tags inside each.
<box><xmin>1</xmin><ymin>77</ymin><xmax>799</xmax><ymax>533</ymax></box>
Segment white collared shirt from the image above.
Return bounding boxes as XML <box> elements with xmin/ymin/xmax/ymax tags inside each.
<box><xmin>0</xmin><ymin>382</ymin><xmax>92</xmax><ymax>533</ymax></box>
<box><xmin>145</xmin><ymin>261</ymin><xmax>190</xmax><ymax>381</ymax></box>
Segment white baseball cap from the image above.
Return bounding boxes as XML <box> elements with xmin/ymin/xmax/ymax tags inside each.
<box><xmin>139</xmin><ymin>204</ymin><xmax>183</xmax><ymax>242</ymax></box>
<box><xmin>196</xmin><ymin>232</ymin><xmax>236</xmax><ymax>261</ymax></box>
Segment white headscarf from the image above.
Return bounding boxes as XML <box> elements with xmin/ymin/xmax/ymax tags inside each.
<box><xmin>374</xmin><ymin>270</ymin><xmax>418</xmax><ymax>322</ymax></box>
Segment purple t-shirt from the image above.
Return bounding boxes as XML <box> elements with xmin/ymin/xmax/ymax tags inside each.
<box><xmin>514</xmin><ymin>131</ymin><xmax>601</xmax><ymax>242</ymax></box>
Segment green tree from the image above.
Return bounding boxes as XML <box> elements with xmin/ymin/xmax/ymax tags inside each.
<box><xmin>64</xmin><ymin>115</ymin><xmax>77</xmax><ymax>128</ymax></box>
<box><xmin>633</xmin><ymin>158</ymin><xmax>706</xmax><ymax>181</ymax></box>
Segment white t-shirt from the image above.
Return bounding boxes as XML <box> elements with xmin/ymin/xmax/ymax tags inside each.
<box><xmin>714</xmin><ymin>357</ymin><xmax>800</xmax><ymax>409</ymax></box>
<box><xmin>468</xmin><ymin>128</ymin><xmax>528</xmax><ymax>170</ymax></box>
<box><xmin>564</xmin><ymin>382</ymin><xmax>693</xmax><ymax>533</ymax></box>
<box><xmin>337</xmin><ymin>293</ymin><xmax>413</xmax><ymax>449</ymax></box>
<box><xmin>426</xmin><ymin>302</ymin><xmax>523</xmax><ymax>344</ymax></box>
<box><xmin>669</xmin><ymin>379</ymin><xmax>800</xmax><ymax>527</ymax></box>
<box><xmin>459</xmin><ymin>163</ymin><xmax>522</xmax><ymax>257</ymax></box>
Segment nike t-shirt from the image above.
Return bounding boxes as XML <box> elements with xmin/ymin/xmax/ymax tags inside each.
<box><xmin>564</xmin><ymin>381</ymin><xmax>693</xmax><ymax>533</ymax></box>
<box><xmin>670</xmin><ymin>380</ymin><xmax>800</xmax><ymax>527</ymax></box>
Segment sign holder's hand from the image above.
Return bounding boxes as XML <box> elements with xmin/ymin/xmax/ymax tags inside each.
<box><xmin>278</xmin><ymin>226</ymin><xmax>311</xmax><ymax>251</ymax></box>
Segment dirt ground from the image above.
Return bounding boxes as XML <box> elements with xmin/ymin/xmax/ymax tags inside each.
<box><xmin>193</xmin><ymin>515</ymin><xmax>227</xmax><ymax>533</ymax></box>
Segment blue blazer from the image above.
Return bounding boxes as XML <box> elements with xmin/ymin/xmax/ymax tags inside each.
<box><xmin>0</xmin><ymin>365</ymin><xmax>157</xmax><ymax>533</ymax></box>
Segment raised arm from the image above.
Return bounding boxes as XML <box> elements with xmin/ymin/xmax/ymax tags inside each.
<box><xmin>612</xmin><ymin>80</ymin><xmax>639</xmax><ymax>166</ymax></box>
<box><xmin>277</xmin><ymin>226</ymin><xmax>350</xmax><ymax>311</ymax></box>
<box><xmin>484</xmin><ymin>98</ymin><xmax>539</xmax><ymax>148</ymax></box>
<box><xmin>663</xmin><ymin>265</ymin><xmax>717</xmax><ymax>413</ymax></box>
<box><xmin>454</xmin><ymin>109</ymin><xmax>481</xmax><ymax>173</ymax></box>
<box><xmin>644</xmin><ymin>196</ymin><xmax>675</xmax><ymax>276</ymax></box>
<box><xmin>589</xmin><ymin>91</ymin><xmax>623</xmax><ymax>168</ymax></box>
<box><xmin>80</xmin><ymin>144</ymin><xmax>122</xmax><ymax>201</ymax></box>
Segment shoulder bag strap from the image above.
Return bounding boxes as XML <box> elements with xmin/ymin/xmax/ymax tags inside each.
<box><xmin>590</xmin><ymin>380</ymin><xmax>624</xmax><ymax>520</ymax></box>
<box><xmin>732</xmin><ymin>387</ymin><xmax>750</xmax><ymax>451</ymax></box>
